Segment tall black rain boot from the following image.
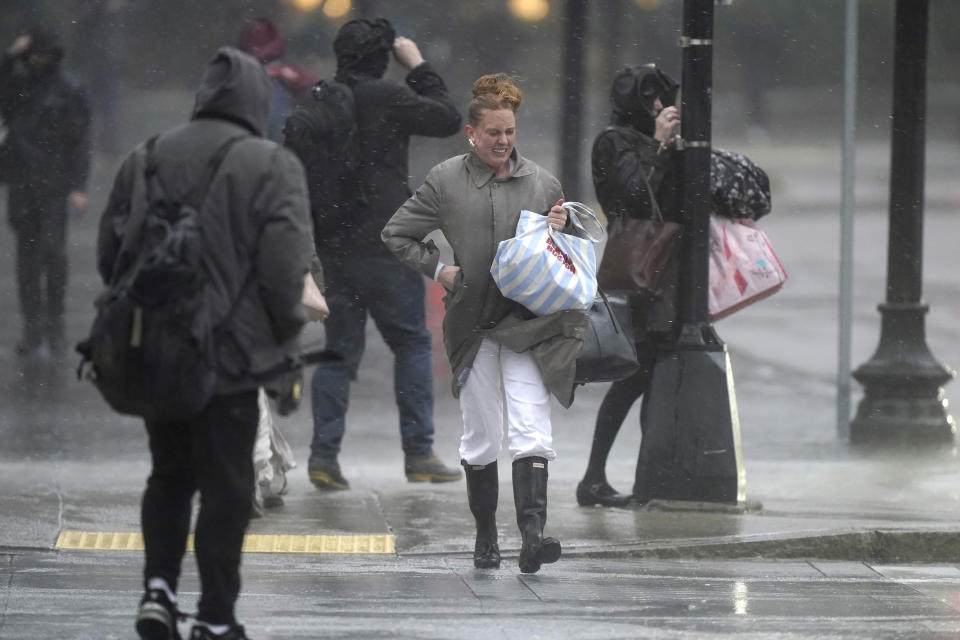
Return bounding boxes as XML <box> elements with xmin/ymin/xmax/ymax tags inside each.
<box><xmin>512</xmin><ymin>456</ymin><xmax>561</xmax><ymax>574</ymax></box>
<box><xmin>463</xmin><ymin>460</ymin><xmax>500</xmax><ymax>569</ymax></box>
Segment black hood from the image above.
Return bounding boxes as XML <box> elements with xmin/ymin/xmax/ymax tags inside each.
<box><xmin>192</xmin><ymin>47</ymin><xmax>271</xmax><ymax>136</ymax></box>
<box><xmin>333</xmin><ymin>17</ymin><xmax>395</xmax><ymax>85</ymax></box>
<box><xmin>21</xmin><ymin>25</ymin><xmax>64</xmax><ymax>77</ymax></box>
<box><xmin>609</xmin><ymin>64</ymin><xmax>678</xmax><ymax>135</ymax></box>
<box><xmin>28</xmin><ymin>25</ymin><xmax>64</xmax><ymax>61</ymax></box>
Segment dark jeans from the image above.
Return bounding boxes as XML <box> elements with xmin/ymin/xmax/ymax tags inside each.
<box><xmin>142</xmin><ymin>390</ymin><xmax>258</xmax><ymax>626</ymax></box>
<box><xmin>310</xmin><ymin>250</ymin><xmax>434</xmax><ymax>461</ymax></box>
<box><xmin>8</xmin><ymin>188</ymin><xmax>68</xmax><ymax>345</ymax></box>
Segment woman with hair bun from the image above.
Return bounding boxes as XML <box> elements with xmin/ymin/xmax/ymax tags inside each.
<box><xmin>382</xmin><ymin>73</ymin><xmax>589</xmax><ymax>574</ymax></box>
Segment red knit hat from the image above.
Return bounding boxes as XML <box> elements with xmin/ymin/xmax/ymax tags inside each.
<box><xmin>237</xmin><ymin>17</ymin><xmax>285</xmax><ymax>64</ymax></box>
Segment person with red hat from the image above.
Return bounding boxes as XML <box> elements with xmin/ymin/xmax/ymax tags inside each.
<box><xmin>237</xmin><ymin>17</ymin><xmax>317</xmax><ymax>142</ymax></box>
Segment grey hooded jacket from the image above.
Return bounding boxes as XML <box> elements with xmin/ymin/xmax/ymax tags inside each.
<box><xmin>96</xmin><ymin>47</ymin><xmax>313</xmax><ymax>394</ymax></box>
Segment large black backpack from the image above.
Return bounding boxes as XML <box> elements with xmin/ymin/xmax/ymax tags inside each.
<box><xmin>282</xmin><ymin>79</ymin><xmax>366</xmax><ymax>248</ymax></box>
<box><xmin>77</xmin><ymin>134</ymin><xmax>247</xmax><ymax>422</ymax></box>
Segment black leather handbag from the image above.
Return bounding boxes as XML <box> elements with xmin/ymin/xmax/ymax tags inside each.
<box><xmin>574</xmin><ymin>290</ymin><xmax>641</xmax><ymax>384</ymax></box>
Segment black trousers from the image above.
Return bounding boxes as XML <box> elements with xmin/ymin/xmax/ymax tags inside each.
<box><xmin>582</xmin><ymin>339</ymin><xmax>659</xmax><ymax>486</ymax></box>
<box><xmin>142</xmin><ymin>390</ymin><xmax>259</xmax><ymax>626</ymax></box>
<box><xmin>8</xmin><ymin>187</ymin><xmax>68</xmax><ymax>345</ymax></box>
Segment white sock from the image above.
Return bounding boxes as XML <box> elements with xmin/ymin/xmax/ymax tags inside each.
<box><xmin>196</xmin><ymin>622</ymin><xmax>231</xmax><ymax>635</ymax></box>
<box><xmin>146</xmin><ymin>577</ymin><xmax>176</xmax><ymax>603</ymax></box>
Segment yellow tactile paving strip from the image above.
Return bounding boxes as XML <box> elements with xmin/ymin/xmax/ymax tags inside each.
<box><xmin>55</xmin><ymin>531</ymin><xmax>395</xmax><ymax>554</ymax></box>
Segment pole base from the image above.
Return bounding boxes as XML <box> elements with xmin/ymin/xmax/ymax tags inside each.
<box><xmin>634</xmin><ymin>345</ymin><xmax>745</xmax><ymax>504</ymax></box>
<box><xmin>850</xmin><ymin>391</ymin><xmax>956</xmax><ymax>446</ymax></box>
<box><xmin>851</xmin><ymin>302</ymin><xmax>956</xmax><ymax>446</ymax></box>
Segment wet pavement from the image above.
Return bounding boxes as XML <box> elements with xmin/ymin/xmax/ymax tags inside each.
<box><xmin>5</xmin><ymin>553</ymin><xmax>960</xmax><ymax>639</ymax></box>
<box><xmin>1</xmin><ymin>127</ymin><xmax>959</xmax><ymax>637</ymax></box>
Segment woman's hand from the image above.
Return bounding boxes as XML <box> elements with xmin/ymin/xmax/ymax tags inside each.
<box><xmin>438</xmin><ymin>265</ymin><xmax>461</xmax><ymax>292</ymax></box>
<box><xmin>546</xmin><ymin>199</ymin><xmax>567</xmax><ymax>230</ymax></box>
<box><xmin>654</xmin><ymin>105</ymin><xmax>681</xmax><ymax>144</ymax></box>
<box><xmin>393</xmin><ymin>37</ymin><xmax>425</xmax><ymax>70</ymax></box>
<box><xmin>8</xmin><ymin>35</ymin><xmax>30</xmax><ymax>56</ymax></box>
<box><xmin>67</xmin><ymin>191</ymin><xmax>88</xmax><ymax>216</ymax></box>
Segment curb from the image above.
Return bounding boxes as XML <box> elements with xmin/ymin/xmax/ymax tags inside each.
<box><xmin>564</xmin><ymin>529</ymin><xmax>960</xmax><ymax>563</ymax></box>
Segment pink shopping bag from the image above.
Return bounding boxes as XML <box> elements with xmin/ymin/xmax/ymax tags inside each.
<box><xmin>708</xmin><ymin>215</ymin><xmax>787</xmax><ymax>321</ymax></box>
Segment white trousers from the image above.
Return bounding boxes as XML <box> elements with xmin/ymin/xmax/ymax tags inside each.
<box><xmin>458</xmin><ymin>338</ymin><xmax>556</xmax><ymax>466</ymax></box>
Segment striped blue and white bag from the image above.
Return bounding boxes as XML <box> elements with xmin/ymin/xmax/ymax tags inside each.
<box><xmin>490</xmin><ymin>202</ymin><xmax>604</xmax><ymax>316</ymax></box>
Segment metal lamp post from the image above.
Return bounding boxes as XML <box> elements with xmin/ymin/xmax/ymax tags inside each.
<box><xmin>633</xmin><ymin>0</ymin><xmax>745</xmax><ymax>504</ymax></box>
<box><xmin>850</xmin><ymin>0</ymin><xmax>956</xmax><ymax>445</ymax></box>
<box><xmin>560</xmin><ymin>0</ymin><xmax>588</xmax><ymax>200</ymax></box>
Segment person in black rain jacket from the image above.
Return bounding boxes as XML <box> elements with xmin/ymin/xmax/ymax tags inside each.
<box><xmin>303</xmin><ymin>17</ymin><xmax>464</xmax><ymax>491</ymax></box>
<box><xmin>577</xmin><ymin>64</ymin><xmax>682</xmax><ymax>508</ymax></box>
<box><xmin>0</xmin><ymin>27</ymin><xmax>90</xmax><ymax>358</ymax></box>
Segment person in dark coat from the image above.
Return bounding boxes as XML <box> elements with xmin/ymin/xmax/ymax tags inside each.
<box><xmin>305</xmin><ymin>17</ymin><xmax>463</xmax><ymax>491</ymax></box>
<box><xmin>97</xmin><ymin>47</ymin><xmax>313</xmax><ymax>640</ymax></box>
<box><xmin>0</xmin><ymin>27</ymin><xmax>90</xmax><ymax>358</ymax></box>
<box><xmin>576</xmin><ymin>64</ymin><xmax>682</xmax><ymax>508</ymax></box>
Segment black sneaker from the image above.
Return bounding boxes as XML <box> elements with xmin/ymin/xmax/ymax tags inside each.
<box><xmin>308</xmin><ymin>458</ymin><xmax>350</xmax><ymax>490</ymax></box>
<box><xmin>136</xmin><ymin>588</ymin><xmax>183</xmax><ymax>640</ymax></box>
<box><xmin>405</xmin><ymin>453</ymin><xmax>463</xmax><ymax>483</ymax></box>
<box><xmin>189</xmin><ymin>624</ymin><xmax>249</xmax><ymax>639</ymax></box>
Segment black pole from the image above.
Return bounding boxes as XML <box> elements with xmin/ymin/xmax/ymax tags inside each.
<box><xmin>850</xmin><ymin>0</ymin><xmax>956</xmax><ymax>445</ymax></box>
<box><xmin>603</xmin><ymin>0</ymin><xmax>625</xmax><ymax>72</ymax></box>
<box><xmin>677</xmin><ymin>0</ymin><xmax>713</xmax><ymax>330</ymax></box>
<box><xmin>560</xmin><ymin>0</ymin><xmax>588</xmax><ymax>198</ymax></box>
<box><xmin>633</xmin><ymin>0</ymin><xmax>745</xmax><ymax>505</ymax></box>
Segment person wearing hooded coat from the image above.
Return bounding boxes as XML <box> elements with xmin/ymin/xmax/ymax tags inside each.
<box><xmin>305</xmin><ymin>17</ymin><xmax>463</xmax><ymax>491</ymax></box>
<box><xmin>576</xmin><ymin>64</ymin><xmax>683</xmax><ymax>508</ymax></box>
<box><xmin>97</xmin><ymin>47</ymin><xmax>313</xmax><ymax>640</ymax></box>
<box><xmin>0</xmin><ymin>27</ymin><xmax>90</xmax><ymax>358</ymax></box>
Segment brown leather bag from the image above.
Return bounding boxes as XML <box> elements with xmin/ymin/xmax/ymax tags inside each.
<box><xmin>597</xmin><ymin>198</ymin><xmax>682</xmax><ymax>297</ymax></box>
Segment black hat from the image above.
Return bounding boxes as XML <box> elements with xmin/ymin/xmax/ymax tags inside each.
<box><xmin>333</xmin><ymin>17</ymin><xmax>395</xmax><ymax>84</ymax></box>
<box><xmin>333</xmin><ymin>17</ymin><xmax>395</xmax><ymax>67</ymax></box>
<box><xmin>610</xmin><ymin>64</ymin><xmax>678</xmax><ymax>135</ymax></box>
<box><xmin>27</xmin><ymin>25</ymin><xmax>64</xmax><ymax>61</ymax></box>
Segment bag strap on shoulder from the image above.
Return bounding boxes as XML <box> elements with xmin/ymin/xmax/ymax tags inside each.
<box><xmin>601</xmin><ymin>126</ymin><xmax>667</xmax><ymax>224</ymax></box>
<box><xmin>145</xmin><ymin>133</ymin><xmax>248</xmax><ymax>211</ymax></box>
<box><xmin>107</xmin><ymin>135</ymin><xmax>160</xmax><ymax>287</ymax></box>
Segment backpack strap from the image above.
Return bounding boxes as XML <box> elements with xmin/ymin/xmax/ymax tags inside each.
<box><xmin>145</xmin><ymin>133</ymin><xmax>248</xmax><ymax>212</ymax></box>
<box><xmin>146</xmin><ymin>134</ymin><xmax>254</xmax><ymax>333</ymax></box>
<box><xmin>108</xmin><ymin>135</ymin><xmax>160</xmax><ymax>287</ymax></box>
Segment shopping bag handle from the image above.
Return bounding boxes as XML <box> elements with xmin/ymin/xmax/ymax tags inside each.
<box><xmin>559</xmin><ymin>201</ymin><xmax>605</xmax><ymax>244</ymax></box>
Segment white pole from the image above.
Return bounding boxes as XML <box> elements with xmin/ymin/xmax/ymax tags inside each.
<box><xmin>837</xmin><ymin>0</ymin><xmax>859</xmax><ymax>437</ymax></box>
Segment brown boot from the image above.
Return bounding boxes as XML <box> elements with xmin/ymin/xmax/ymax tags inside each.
<box><xmin>405</xmin><ymin>453</ymin><xmax>463</xmax><ymax>483</ymax></box>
